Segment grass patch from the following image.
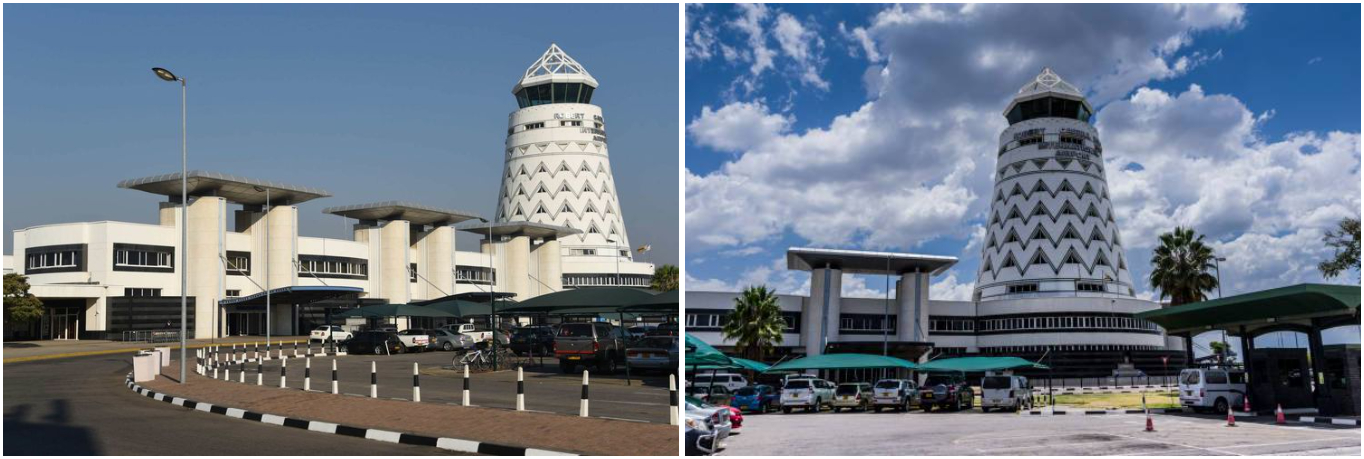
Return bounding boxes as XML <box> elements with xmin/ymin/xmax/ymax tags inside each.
<box><xmin>1049</xmin><ymin>391</ymin><xmax>1182</xmax><ymax>409</ymax></box>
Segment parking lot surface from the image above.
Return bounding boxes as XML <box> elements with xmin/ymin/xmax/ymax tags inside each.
<box><xmin>209</xmin><ymin>348</ymin><xmax>674</xmax><ymax>424</ymax></box>
<box><xmin>719</xmin><ymin>409</ymin><xmax>1361</xmax><ymax>456</ymax></box>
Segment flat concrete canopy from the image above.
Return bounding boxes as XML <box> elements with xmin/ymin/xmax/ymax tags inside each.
<box><xmin>1135</xmin><ymin>283</ymin><xmax>1360</xmax><ymax>334</ymax></box>
<box><xmin>118</xmin><ymin>170</ymin><xmax>332</xmax><ymax>205</ymax></box>
<box><xmin>786</xmin><ymin>247</ymin><xmax>958</xmax><ymax>276</ymax></box>
<box><xmin>220</xmin><ymin>286</ymin><xmax>363</xmax><ymax>306</ymax></box>
<box><xmin>321</xmin><ymin>201</ymin><xmax>482</xmax><ymax>226</ymax></box>
<box><xmin>455</xmin><ymin>220</ymin><xmax>581</xmax><ymax>239</ymax></box>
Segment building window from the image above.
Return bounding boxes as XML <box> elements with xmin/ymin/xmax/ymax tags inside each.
<box><xmin>1006</xmin><ymin>283</ymin><xmax>1038</xmax><ymax>294</ymax></box>
<box><xmin>124</xmin><ymin>288</ymin><xmax>162</xmax><ymax>297</ymax></box>
<box><xmin>225</xmin><ymin>289</ymin><xmax>241</xmax><ymax>297</ymax></box>
<box><xmin>113</xmin><ymin>244</ymin><xmax>175</xmax><ymax>272</ymax></box>
<box><xmin>562</xmin><ymin>120</ymin><xmax>582</xmax><ymax>127</ymax></box>
<box><xmin>26</xmin><ymin>247</ymin><xmax>81</xmax><ymax>271</ymax></box>
<box><xmin>298</xmin><ymin>255</ymin><xmax>368</xmax><ymax>279</ymax></box>
<box><xmin>1077</xmin><ymin>282</ymin><xmax>1105</xmax><ymax>292</ymax></box>
<box><xmin>571</xmin><ymin>249</ymin><xmax>597</xmax><ymax>256</ymax></box>
<box><xmin>226</xmin><ymin>251</ymin><xmax>251</xmax><ymax>276</ymax></box>
<box><xmin>456</xmin><ymin>267</ymin><xmax>496</xmax><ymax>284</ymax></box>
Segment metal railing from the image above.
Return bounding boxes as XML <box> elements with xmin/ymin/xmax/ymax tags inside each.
<box><xmin>121</xmin><ymin>329</ymin><xmax>183</xmax><ymax>343</ymax></box>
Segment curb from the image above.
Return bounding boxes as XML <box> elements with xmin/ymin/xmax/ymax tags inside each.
<box><xmin>1025</xmin><ymin>408</ymin><xmax>1186</xmax><ymax>416</ymax></box>
<box><xmin>125</xmin><ymin>374</ymin><xmax>579</xmax><ymax>455</ymax></box>
<box><xmin>1298</xmin><ymin>416</ymin><xmax>1362</xmax><ymax>427</ymax></box>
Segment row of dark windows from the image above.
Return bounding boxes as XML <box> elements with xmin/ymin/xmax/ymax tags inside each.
<box><xmin>977</xmin><ymin>314</ymin><xmax>1159</xmax><ymax>333</ymax></box>
<box><xmin>684</xmin><ymin>310</ymin><xmax>802</xmax><ymax>332</ymax></box>
<box><xmin>515</xmin><ymin>83</ymin><xmax>595</xmax><ymax>108</ymax></box>
<box><xmin>1006</xmin><ymin>96</ymin><xmax>1092</xmax><ymax>125</ymax></box>
<box><xmin>563</xmin><ymin>273</ymin><xmax>652</xmax><ymax>287</ymax></box>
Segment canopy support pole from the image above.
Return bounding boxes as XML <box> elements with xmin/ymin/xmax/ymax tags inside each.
<box><xmin>620</xmin><ymin>311</ymin><xmax>631</xmax><ymax>386</ymax></box>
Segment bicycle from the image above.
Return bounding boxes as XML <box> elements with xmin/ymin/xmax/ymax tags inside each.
<box><xmin>455</xmin><ymin>345</ymin><xmax>526</xmax><ymax>371</ymax></box>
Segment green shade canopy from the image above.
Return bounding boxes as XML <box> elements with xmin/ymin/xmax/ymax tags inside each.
<box><xmin>417</xmin><ymin>299</ymin><xmax>492</xmax><ymax>318</ymax></box>
<box><xmin>622</xmin><ymin>290</ymin><xmax>679</xmax><ymax>312</ymax></box>
<box><xmin>685</xmin><ymin>333</ymin><xmax>735</xmax><ymax>367</ymax></box>
<box><xmin>1135</xmin><ymin>283</ymin><xmax>1361</xmax><ymax>333</ymax></box>
<box><xmin>918</xmin><ymin>356</ymin><xmax>1049</xmax><ymax>373</ymax></box>
<box><xmin>498</xmin><ymin>287</ymin><xmax>658</xmax><ymax>314</ymax></box>
<box><xmin>695</xmin><ymin>357</ymin><xmax>770</xmax><ymax>372</ymax></box>
<box><xmin>334</xmin><ymin>303</ymin><xmax>457</xmax><ymax>319</ymax></box>
<box><xmin>764</xmin><ymin>353</ymin><xmax>918</xmax><ymax>372</ymax></box>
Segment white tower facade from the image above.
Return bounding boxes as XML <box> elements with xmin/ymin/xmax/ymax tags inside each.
<box><xmin>498</xmin><ymin>44</ymin><xmax>652</xmax><ymax>288</ymax></box>
<box><xmin>976</xmin><ymin>68</ymin><xmax>1136</xmax><ymax>301</ymax></box>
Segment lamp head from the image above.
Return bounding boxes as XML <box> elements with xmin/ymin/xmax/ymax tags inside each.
<box><xmin>152</xmin><ymin>67</ymin><xmax>179</xmax><ymax>82</ymax></box>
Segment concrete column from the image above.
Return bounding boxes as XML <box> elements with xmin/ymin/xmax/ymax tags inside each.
<box><xmin>1306</xmin><ymin>321</ymin><xmax>1331</xmax><ymax>414</ymax></box>
<box><xmin>897</xmin><ymin>270</ymin><xmax>929</xmax><ymax>342</ymax></box>
<box><xmin>158</xmin><ymin>202</ymin><xmax>180</xmax><ymax>227</ymax></box>
<box><xmin>535</xmin><ymin>238</ymin><xmax>563</xmax><ymax>296</ymax></box>
<box><xmin>422</xmin><ymin>226</ymin><xmax>455</xmax><ymax>300</ymax></box>
<box><xmin>807</xmin><ymin>267</ymin><xmax>842</xmax><ymax>356</ymax></box>
<box><xmin>379</xmin><ymin>220</ymin><xmax>411</xmax><ymax>304</ymax></box>
<box><xmin>504</xmin><ymin>235</ymin><xmax>531</xmax><ymax>300</ymax></box>
<box><xmin>188</xmin><ymin>197</ymin><xmax>228</xmax><ymax>339</ymax></box>
<box><xmin>266</xmin><ymin>205</ymin><xmax>298</xmax><ymax>290</ymax></box>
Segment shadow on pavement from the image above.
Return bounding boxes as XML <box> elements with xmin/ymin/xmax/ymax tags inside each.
<box><xmin>3</xmin><ymin>400</ymin><xmax>103</xmax><ymax>455</ymax></box>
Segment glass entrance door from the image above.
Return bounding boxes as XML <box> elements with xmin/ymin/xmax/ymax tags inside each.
<box><xmin>227</xmin><ymin>311</ymin><xmax>266</xmax><ymax>336</ymax></box>
<box><xmin>50</xmin><ymin>307</ymin><xmax>80</xmax><ymax>340</ymax></box>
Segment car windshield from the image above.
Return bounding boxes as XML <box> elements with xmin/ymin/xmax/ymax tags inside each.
<box><xmin>785</xmin><ymin>380</ymin><xmax>811</xmax><ymax>390</ymax></box>
<box><xmin>874</xmin><ymin>380</ymin><xmax>900</xmax><ymax>389</ymax></box>
<box><xmin>835</xmin><ymin>385</ymin><xmax>861</xmax><ymax>395</ymax></box>
<box><xmin>640</xmin><ymin>337</ymin><xmax>676</xmax><ymax>348</ymax></box>
<box><xmin>982</xmin><ymin>376</ymin><xmax>1012</xmax><ymax>389</ymax></box>
<box><xmin>557</xmin><ymin>324</ymin><xmax>594</xmax><ymax>337</ymax></box>
<box><xmin>1181</xmin><ymin>371</ymin><xmax>1201</xmax><ymax>385</ymax></box>
<box><xmin>734</xmin><ymin>387</ymin><xmax>756</xmax><ymax>396</ymax></box>
<box><xmin>923</xmin><ymin>376</ymin><xmax>956</xmax><ymax>387</ymax></box>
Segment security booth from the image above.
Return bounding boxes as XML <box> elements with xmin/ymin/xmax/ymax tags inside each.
<box><xmin>1136</xmin><ymin>283</ymin><xmax>1360</xmax><ymax>416</ymax></box>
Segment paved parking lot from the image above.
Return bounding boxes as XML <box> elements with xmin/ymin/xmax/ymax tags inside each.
<box><xmin>209</xmin><ymin>348</ymin><xmax>674</xmax><ymax>424</ymax></box>
<box><xmin>719</xmin><ymin>409</ymin><xmax>1361</xmax><ymax>455</ymax></box>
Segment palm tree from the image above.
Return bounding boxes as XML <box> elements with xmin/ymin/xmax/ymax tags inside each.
<box><xmin>721</xmin><ymin>285</ymin><xmax>785</xmax><ymax>361</ymax></box>
<box><xmin>650</xmin><ymin>264</ymin><xmax>679</xmax><ymax>291</ymax></box>
<box><xmin>1148</xmin><ymin>226</ymin><xmax>1220</xmax><ymax>306</ymax></box>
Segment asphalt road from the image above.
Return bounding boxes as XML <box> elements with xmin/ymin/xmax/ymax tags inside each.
<box><xmin>3</xmin><ymin>354</ymin><xmax>453</xmax><ymax>455</ymax></box>
<box><xmin>208</xmin><ymin>348</ymin><xmax>675</xmax><ymax>423</ymax></box>
<box><xmin>719</xmin><ymin>408</ymin><xmax>1361</xmax><ymax>456</ymax></box>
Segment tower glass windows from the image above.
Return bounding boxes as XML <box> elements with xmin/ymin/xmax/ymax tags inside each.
<box><xmin>1005</xmin><ymin>96</ymin><xmax>1092</xmax><ymax>125</ymax></box>
<box><xmin>515</xmin><ymin>83</ymin><xmax>595</xmax><ymax>108</ymax></box>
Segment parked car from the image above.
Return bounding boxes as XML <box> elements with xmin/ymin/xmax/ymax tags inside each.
<box><xmin>554</xmin><ymin>322</ymin><xmax>625</xmax><ymax>374</ymax></box>
<box><xmin>626</xmin><ymin>336</ymin><xmax>678</xmax><ymax>373</ymax></box>
<box><xmin>685</xmin><ymin>396</ymin><xmax>732</xmax><ymax>446</ymax></box>
<box><xmin>443</xmin><ymin>323</ymin><xmax>494</xmax><ymax>342</ymax></box>
<box><xmin>690</xmin><ymin>384</ymin><xmax>732</xmax><ymax>405</ymax></box>
<box><xmin>690</xmin><ymin>373</ymin><xmax>748</xmax><ymax>392</ymax></box>
<box><xmin>920</xmin><ymin>373</ymin><xmax>974</xmax><ymax>411</ymax></box>
<box><xmin>730</xmin><ymin>384</ymin><xmax>780</xmax><ymax>413</ymax></box>
<box><xmin>980</xmin><ymin>375</ymin><xmax>1033</xmax><ymax>412</ymax></box>
<box><xmin>685</xmin><ymin>415</ymin><xmax>719</xmax><ymax>456</ymax></box>
<box><xmin>395</xmin><ymin>329</ymin><xmax>431</xmax><ymax>352</ymax></box>
<box><xmin>509</xmin><ymin>326</ymin><xmax>555</xmax><ymax>356</ymax></box>
<box><xmin>652</xmin><ymin>322</ymin><xmax>679</xmax><ymax>337</ymax></box>
<box><xmin>871</xmin><ymin>379</ymin><xmax>919</xmax><ymax>412</ymax></box>
<box><xmin>781</xmin><ymin>378</ymin><xmax>835</xmax><ymax>413</ymax></box>
<box><xmin>344</xmin><ymin>331</ymin><xmax>405</xmax><ymax>355</ymax></box>
<box><xmin>832</xmin><ymin>382</ymin><xmax>874</xmax><ymax>412</ymax></box>
<box><xmin>626</xmin><ymin>325</ymin><xmax>656</xmax><ymax>340</ymax></box>
<box><xmin>309</xmin><ymin>325</ymin><xmax>352</xmax><ymax>343</ymax></box>
<box><xmin>417</xmin><ymin>328</ymin><xmax>474</xmax><ymax>352</ymax></box>
<box><xmin>1178</xmin><ymin>367</ymin><xmax>1247</xmax><ymax>414</ymax></box>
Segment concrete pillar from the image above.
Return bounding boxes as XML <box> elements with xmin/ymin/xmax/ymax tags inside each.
<box><xmin>420</xmin><ymin>226</ymin><xmax>455</xmax><ymax>300</ymax></box>
<box><xmin>266</xmin><ymin>205</ymin><xmax>298</xmax><ymax>291</ymax></box>
<box><xmin>504</xmin><ymin>235</ymin><xmax>531</xmax><ymax>300</ymax></box>
<box><xmin>158</xmin><ymin>202</ymin><xmax>180</xmax><ymax>227</ymax></box>
<box><xmin>535</xmin><ymin>238</ymin><xmax>563</xmax><ymax>296</ymax></box>
<box><xmin>188</xmin><ymin>197</ymin><xmax>228</xmax><ymax>339</ymax></box>
<box><xmin>1307</xmin><ymin>321</ymin><xmax>1331</xmax><ymax>415</ymax></box>
<box><xmin>379</xmin><ymin>220</ymin><xmax>411</xmax><ymax>305</ymax></box>
<box><xmin>897</xmin><ymin>270</ymin><xmax>929</xmax><ymax>343</ymax></box>
<box><xmin>807</xmin><ymin>266</ymin><xmax>842</xmax><ymax>356</ymax></box>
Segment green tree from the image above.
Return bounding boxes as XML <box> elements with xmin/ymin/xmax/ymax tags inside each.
<box><xmin>721</xmin><ymin>285</ymin><xmax>784</xmax><ymax>361</ymax></box>
<box><xmin>1318</xmin><ymin>217</ymin><xmax>1360</xmax><ymax>280</ymax></box>
<box><xmin>1148</xmin><ymin>226</ymin><xmax>1220</xmax><ymax>306</ymax></box>
<box><xmin>4</xmin><ymin>273</ymin><xmax>45</xmax><ymax>324</ymax></box>
<box><xmin>650</xmin><ymin>264</ymin><xmax>679</xmax><ymax>291</ymax></box>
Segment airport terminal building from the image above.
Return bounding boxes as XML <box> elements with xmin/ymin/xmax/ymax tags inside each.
<box><xmin>5</xmin><ymin>44</ymin><xmax>655</xmax><ymax>341</ymax></box>
<box><xmin>688</xmin><ymin>69</ymin><xmax>1184</xmax><ymax>378</ymax></box>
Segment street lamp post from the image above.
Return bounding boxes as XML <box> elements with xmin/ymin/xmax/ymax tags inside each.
<box><xmin>608</xmin><ymin>235</ymin><xmax>621</xmax><ymax>286</ymax></box>
<box><xmin>1212</xmin><ymin>257</ymin><xmax>1226</xmax><ymax>299</ymax></box>
<box><xmin>253</xmin><ymin>186</ymin><xmax>272</xmax><ymax>350</ymax></box>
<box><xmin>152</xmin><ymin>67</ymin><xmax>188</xmax><ymax>384</ymax></box>
<box><xmin>1213</xmin><ymin>256</ymin><xmax>1227</xmax><ymax>365</ymax></box>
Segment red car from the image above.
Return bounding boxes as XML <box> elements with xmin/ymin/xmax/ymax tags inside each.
<box><xmin>720</xmin><ymin>405</ymin><xmax>743</xmax><ymax>429</ymax></box>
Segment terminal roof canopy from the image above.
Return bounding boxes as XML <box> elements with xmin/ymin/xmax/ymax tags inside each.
<box><xmin>919</xmin><ymin>356</ymin><xmax>1049</xmax><ymax>373</ymax></box>
<box><xmin>322</xmin><ymin>201</ymin><xmax>482</xmax><ymax>226</ymax></box>
<box><xmin>786</xmin><ymin>247</ymin><xmax>957</xmax><ymax>276</ymax></box>
<box><xmin>1135</xmin><ymin>283</ymin><xmax>1361</xmax><ymax>334</ymax></box>
<box><xmin>118</xmin><ymin>170</ymin><xmax>331</xmax><ymax>206</ymax></box>
<box><xmin>455</xmin><ymin>221</ymin><xmax>581</xmax><ymax>239</ymax></box>
<box><xmin>764</xmin><ymin>353</ymin><xmax>919</xmax><ymax>372</ymax></box>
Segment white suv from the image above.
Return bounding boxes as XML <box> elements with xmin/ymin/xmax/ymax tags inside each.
<box><xmin>781</xmin><ymin>378</ymin><xmax>835</xmax><ymax>413</ymax></box>
<box><xmin>310</xmin><ymin>325</ymin><xmax>351</xmax><ymax>343</ymax></box>
<box><xmin>980</xmin><ymin>375</ymin><xmax>1032</xmax><ymax>412</ymax></box>
<box><xmin>1178</xmin><ymin>368</ymin><xmax>1246</xmax><ymax>413</ymax></box>
<box><xmin>690</xmin><ymin>373</ymin><xmax>748</xmax><ymax>392</ymax></box>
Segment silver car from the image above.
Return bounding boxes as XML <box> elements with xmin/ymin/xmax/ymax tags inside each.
<box><xmin>415</xmin><ymin>328</ymin><xmax>474</xmax><ymax>352</ymax></box>
<box><xmin>685</xmin><ymin>398</ymin><xmax>731</xmax><ymax>447</ymax></box>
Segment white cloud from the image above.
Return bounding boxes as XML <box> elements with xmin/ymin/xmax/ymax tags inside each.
<box><xmin>929</xmin><ymin>271</ymin><xmax>976</xmax><ymax>301</ymax></box>
<box><xmin>772</xmin><ymin>12</ymin><xmax>829</xmax><ymax>90</ymax></box>
<box><xmin>687</xmin><ymin>102</ymin><xmax>793</xmax><ymax>153</ymax></box>
<box><xmin>685</xmin><ymin>5</ymin><xmax>718</xmax><ymax>62</ymax></box>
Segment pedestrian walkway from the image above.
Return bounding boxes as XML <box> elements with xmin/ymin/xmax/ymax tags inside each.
<box><xmin>3</xmin><ymin>336</ymin><xmax>309</xmax><ymax>363</ymax></box>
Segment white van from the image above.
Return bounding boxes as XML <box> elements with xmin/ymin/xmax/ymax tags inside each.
<box><xmin>690</xmin><ymin>373</ymin><xmax>748</xmax><ymax>392</ymax></box>
<box><xmin>1178</xmin><ymin>368</ymin><xmax>1247</xmax><ymax>413</ymax></box>
<box><xmin>980</xmin><ymin>375</ymin><xmax>1032</xmax><ymax>412</ymax></box>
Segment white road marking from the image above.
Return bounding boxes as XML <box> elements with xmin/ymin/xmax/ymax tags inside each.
<box><xmin>1217</xmin><ymin>437</ymin><xmax>1361</xmax><ymax>450</ymax></box>
<box><xmin>596</xmin><ymin>416</ymin><xmax>649</xmax><ymax>423</ymax></box>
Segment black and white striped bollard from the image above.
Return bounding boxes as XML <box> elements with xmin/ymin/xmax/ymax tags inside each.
<box><xmin>254</xmin><ymin>341</ymin><xmax>259</xmax><ymax>361</ymax></box>
<box><xmin>516</xmin><ymin>366</ymin><xmax>525</xmax><ymax>411</ymax></box>
<box><xmin>304</xmin><ymin>357</ymin><xmax>312</xmax><ymax>391</ymax></box>
<box><xmin>331</xmin><ymin>359</ymin><xmax>338</xmax><ymax>394</ymax></box>
<box><xmin>462</xmin><ymin>364</ymin><xmax>470</xmax><ymax>406</ymax></box>
<box><xmin>580</xmin><ymin>370</ymin><xmax>590</xmax><ymax>417</ymax></box>
<box><xmin>257</xmin><ymin>356</ymin><xmax>263</xmax><ymax>385</ymax></box>
<box><xmin>412</xmin><ymin>362</ymin><xmax>421</xmax><ymax>402</ymax></box>
<box><xmin>212</xmin><ymin>347</ymin><xmax>219</xmax><ymax>379</ymax></box>
<box><xmin>370</xmin><ymin>361</ymin><xmax>378</xmax><ymax>398</ymax></box>
<box><xmin>239</xmin><ymin>359</ymin><xmax>245</xmax><ymax>383</ymax></box>
<box><xmin>280</xmin><ymin>357</ymin><xmax>287</xmax><ymax>388</ymax></box>
<box><xmin>294</xmin><ymin>341</ymin><xmax>299</xmax><ymax>358</ymax></box>
<box><xmin>669</xmin><ymin>374</ymin><xmax>679</xmax><ymax>426</ymax></box>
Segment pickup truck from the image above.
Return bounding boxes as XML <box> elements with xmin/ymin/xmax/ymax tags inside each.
<box><xmin>554</xmin><ymin>322</ymin><xmax>624</xmax><ymax>374</ymax></box>
<box><xmin>394</xmin><ymin>329</ymin><xmax>431</xmax><ymax>352</ymax></box>
<box><xmin>444</xmin><ymin>323</ymin><xmax>493</xmax><ymax>342</ymax></box>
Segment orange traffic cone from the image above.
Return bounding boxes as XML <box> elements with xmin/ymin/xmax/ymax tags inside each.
<box><xmin>1226</xmin><ymin>404</ymin><xmax>1237</xmax><ymax>427</ymax></box>
<box><xmin>1145</xmin><ymin>412</ymin><xmax>1156</xmax><ymax>432</ymax></box>
<box><xmin>1275</xmin><ymin>404</ymin><xmax>1286</xmax><ymax>425</ymax></box>
<box><xmin>1243</xmin><ymin>395</ymin><xmax>1251</xmax><ymax>413</ymax></box>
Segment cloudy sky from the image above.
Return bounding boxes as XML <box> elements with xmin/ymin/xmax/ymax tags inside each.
<box><xmin>3</xmin><ymin>4</ymin><xmax>679</xmax><ymax>265</ymax></box>
<box><xmin>684</xmin><ymin>3</ymin><xmax>1360</xmax><ymax>312</ymax></box>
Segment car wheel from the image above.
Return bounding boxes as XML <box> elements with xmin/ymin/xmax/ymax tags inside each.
<box><xmin>783</xmin><ymin>406</ymin><xmax>792</xmax><ymax>414</ymax></box>
<box><xmin>1213</xmin><ymin>397</ymin><xmax>1228</xmax><ymax>415</ymax></box>
<box><xmin>922</xmin><ymin>404</ymin><xmax>931</xmax><ymax>412</ymax></box>
<box><xmin>834</xmin><ymin>407</ymin><xmax>842</xmax><ymax>413</ymax></box>
<box><xmin>874</xmin><ymin>407</ymin><xmax>882</xmax><ymax>413</ymax></box>
<box><xmin>373</xmin><ymin>345</ymin><xmax>383</xmax><ymax>355</ymax></box>
<box><xmin>443</xmin><ymin>342</ymin><xmax>454</xmax><ymax>351</ymax></box>
<box><xmin>982</xmin><ymin>407</ymin><xmax>991</xmax><ymax>413</ymax></box>
<box><xmin>560</xmin><ymin>361</ymin><xmax>574</xmax><ymax>374</ymax></box>
<box><xmin>599</xmin><ymin>355</ymin><xmax>617</xmax><ymax>374</ymax></box>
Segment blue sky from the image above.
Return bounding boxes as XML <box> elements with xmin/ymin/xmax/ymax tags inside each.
<box><xmin>3</xmin><ymin>3</ymin><xmax>679</xmax><ymax>265</ymax></box>
<box><xmin>684</xmin><ymin>4</ymin><xmax>1359</xmax><ymax>346</ymax></box>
